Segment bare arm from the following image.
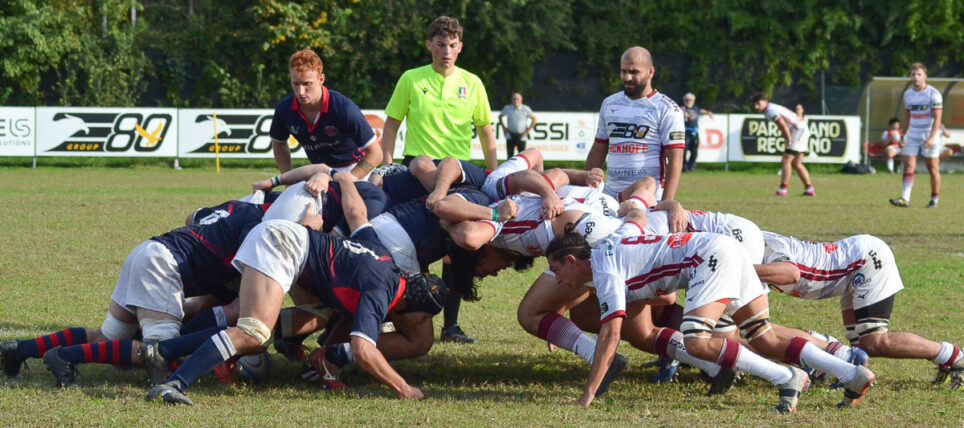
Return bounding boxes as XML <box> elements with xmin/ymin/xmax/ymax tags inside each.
<box><xmin>754</xmin><ymin>261</ymin><xmax>800</xmax><ymax>285</ymax></box>
<box><xmin>351</xmin><ymin>336</ymin><xmax>423</xmax><ymax>399</ymax></box>
<box><xmin>661</xmin><ymin>147</ymin><xmax>684</xmax><ymax>201</ymax></box>
<box><xmin>926</xmin><ymin>108</ymin><xmax>943</xmax><ymax>148</ymax></box>
<box><xmin>701</xmin><ymin>109</ymin><xmax>714</xmax><ymax>120</ymax></box>
<box><xmin>901</xmin><ymin>110</ymin><xmax>910</xmax><ymax>141</ymax></box>
<box><xmin>505</xmin><ymin>169</ymin><xmax>564</xmax><ymax>218</ymax></box>
<box><xmin>253</xmin><ymin>163</ymin><xmax>333</xmax><ymax>193</ymax></box>
<box><xmin>272</xmin><ymin>139</ymin><xmax>293</xmax><ymax>173</ymax></box>
<box><xmin>424</xmin><ymin>157</ymin><xmax>464</xmax><ymax>209</ymax></box>
<box><xmin>578</xmin><ymin>316</ymin><xmax>623</xmax><ymax>407</ymax></box>
<box><xmin>433</xmin><ymin>195</ymin><xmax>517</xmax><ymax>223</ymax></box>
<box><xmin>381</xmin><ymin>117</ymin><xmax>402</xmax><ymax>165</ymax></box>
<box><xmin>442</xmin><ymin>220</ymin><xmax>498</xmax><ymax>251</ymax></box>
<box><xmin>652</xmin><ymin>199</ymin><xmax>689</xmax><ymax>233</ymax></box>
<box><xmin>585</xmin><ymin>142</ymin><xmax>608</xmax><ymax>171</ymax></box>
<box><xmin>479</xmin><ymin>123</ymin><xmax>498</xmax><ymax>170</ymax></box>
<box><xmin>775</xmin><ymin>117</ymin><xmax>793</xmax><ymax>146</ymax></box>
<box><xmin>333</xmin><ymin>172</ymin><xmax>367</xmax><ymax>233</ymax></box>
<box><xmin>351</xmin><ymin>139</ymin><xmax>382</xmax><ymax>179</ymax></box>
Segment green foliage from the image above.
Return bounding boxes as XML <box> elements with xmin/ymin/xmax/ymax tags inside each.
<box><xmin>0</xmin><ymin>1</ymin><xmax>962</xmax><ymax>108</ymax></box>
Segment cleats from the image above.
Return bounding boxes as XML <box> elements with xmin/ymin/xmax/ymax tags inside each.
<box><xmin>772</xmin><ymin>367</ymin><xmax>810</xmax><ymax>413</ymax></box>
<box><xmin>441</xmin><ymin>325</ymin><xmax>478</xmax><ymax>344</ymax></box>
<box><xmin>837</xmin><ymin>366</ymin><xmax>875</xmax><ymax>409</ymax></box>
<box><xmin>889</xmin><ymin>197</ymin><xmax>909</xmax><ymax>207</ymax></box>
<box><xmin>933</xmin><ymin>351</ymin><xmax>964</xmax><ymax>389</ymax></box>
<box><xmin>651</xmin><ymin>357</ymin><xmax>680</xmax><ymax>384</ymax></box>
<box><xmin>307</xmin><ymin>347</ymin><xmax>347</xmax><ymax>390</ymax></box>
<box><xmin>137</xmin><ymin>338</ymin><xmax>170</xmax><ymax>386</ymax></box>
<box><xmin>926</xmin><ymin>200</ymin><xmax>938</xmax><ymax>208</ymax></box>
<box><xmin>830</xmin><ymin>347</ymin><xmax>870</xmax><ymax>389</ymax></box>
<box><xmin>146</xmin><ymin>380</ymin><xmax>194</xmax><ymax>406</ymax></box>
<box><xmin>212</xmin><ymin>356</ymin><xmax>239</xmax><ymax>386</ymax></box>
<box><xmin>803</xmin><ymin>188</ymin><xmax>816</xmax><ymax>196</ymax></box>
<box><xmin>274</xmin><ymin>339</ymin><xmax>309</xmax><ymax>362</ymax></box>
<box><xmin>800</xmin><ymin>366</ymin><xmax>826</xmax><ymax>383</ymax></box>
<box><xmin>706</xmin><ymin>367</ymin><xmax>737</xmax><ymax>396</ymax></box>
<box><xmin>42</xmin><ymin>347</ymin><xmax>76</xmax><ymax>388</ymax></box>
<box><xmin>595</xmin><ymin>353</ymin><xmax>628</xmax><ymax>398</ymax></box>
<box><xmin>1</xmin><ymin>340</ymin><xmax>25</xmax><ymax>377</ymax></box>
<box><xmin>774</xmin><ymin>189</ymin><xmax>788</xmax><ymax>197</ymax></box>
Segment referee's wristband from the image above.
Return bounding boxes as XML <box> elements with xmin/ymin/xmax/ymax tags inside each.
<box><xmin>491</xmin><ymin>208</ymin><xmax>500</xmax><ymax>222</ymax></box>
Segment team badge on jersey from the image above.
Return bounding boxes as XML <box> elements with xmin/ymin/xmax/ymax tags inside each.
<box><xmin>667</xmin><ymin>233</ymin><xmax>693</xmax><ymax>248</ymax></box>
<box><xmin>457</xmin><ymin>86</ymin><xmax>467</xmax><ymax>99</ymax></box>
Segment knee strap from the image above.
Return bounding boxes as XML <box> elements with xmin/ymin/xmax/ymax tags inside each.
<box><xmin>738</xmin><ymin>308</ymin><xmax>772</xmax><ymax>342</ymax></box>
<box><xmin>714</xmin><ymin>314</ymin><xmax>737</xmax><ymax>333</ymax></box>
<box><xmin>237</xmin><ymin>317</ymin><xmax>272</xmax><ymax>346</ymax></box>
<box><xmin>855</xmin><ymin>317</ymin><xmax>889</xmax><ymax>337</ymax></box>
<box><xmin>680</xmin><ymin>316</ymin><xmax>716</xmax><ymax>339</ymax></box>
<box><xmin>138</xmin><ymin>318</ymin><xmax>181</xmax><ymax>340</ymax></box>
<box><xmin>844</xmin><ymin>324</ymin><xmax>859</xmax><ymax>345</ymax></box>
<box><xmin>101</xmin><ymin>313</ymin><xmax>138</xmax><ymax>340</ymax></box>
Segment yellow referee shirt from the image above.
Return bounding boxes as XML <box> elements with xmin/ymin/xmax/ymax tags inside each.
<box><xmin>385</xmin><ymin>64</ymin><xmax>492</xmax><ymax>160</ymax></box>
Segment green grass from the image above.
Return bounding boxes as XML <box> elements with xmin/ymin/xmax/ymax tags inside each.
<box><xmin>0</xmin><ymin>166</ymin><xmax>962</xmax><ymax>426</ymax></box>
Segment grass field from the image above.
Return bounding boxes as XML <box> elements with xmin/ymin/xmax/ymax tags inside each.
<box><xmin>0</xmin><ymin>166</ymin><xmax>962</xmax><ymax>426</ymax></box>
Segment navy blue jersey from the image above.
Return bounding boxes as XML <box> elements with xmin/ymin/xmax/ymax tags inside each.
<box><xmin>323</xmin><ymin>180</ymin><xmax>389</xmax><ymax>234</ymax></box>
<box><xmin>153</xmin><ymin>201</ymin><xmax>269</xmax><ymax>301</ymax></box>
<box><xmin>269</xmin><ymin>88</ymin><xmax>375</xmax><ymax>167</ymax></box>
<box><xmin>387</xmin><ymin>187</ymin><xmax>492</xmax><ymax>270</ymax></box>
<box><xmin>446</xmin><ymin>159</ymin><xmax>488</xmax><ymax>189</ymax></box>
<box><xmin>298</xmin><ymin>226</ymin><xmax>404</xmax><ymax>343</ymax></box>
<box><xmin>683</xmin><ymin>104</ymin><xmax>701</xmax><ymax>133</ymax></box>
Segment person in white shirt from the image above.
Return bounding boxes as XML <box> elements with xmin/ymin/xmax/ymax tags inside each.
<box><xmin>751</xmin><ymin>92</ymin><xmax>815</xmax><ymax>196</ymax></box>
<box><xmin>890</xmin><ymin>62</ymin><xmax>944</xmax><ymax>208</ymax></box>
<box><xmin>882</xmin><ymin>118</ymin><xmax>903</xmax><ymax>174</ymax></box>
<box><xmin>586</xmin><ymin>46</ymin><xmax>685</xmax><ymax>202</ymax></box>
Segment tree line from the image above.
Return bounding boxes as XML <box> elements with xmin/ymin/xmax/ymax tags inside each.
<box><xmin>2</xmin><ymin>0</ymin><xmax>961</xmax><ymax>111</ymax></box>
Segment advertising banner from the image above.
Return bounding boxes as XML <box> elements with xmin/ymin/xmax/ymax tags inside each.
<box><xmin>728</xmin><ymin>114</ymin><xmax>860</xmax><ymax>163</ymax></box>
<box><xmin>36</xmin><ymin>107</ymin><xmax>178</xmax><ymax>157</ymax></box>
<box><xmin>0</xmin><ymin>107</ymin><xmax>35</xmax><ymax>157</ymax></box>
<box><xmin>695</xmin><ymin>115</ymin><xmax>728</xmax><ymax>163</ymax></box>
<box><xmin>472</xmin><ymin>112</ymin><xmax>597</xmax><ymax>161</ymax></box>
<box><xmin>177</xmin><ymin>109</ymin><xmax>303</xmax><ymax>159</ymax></box>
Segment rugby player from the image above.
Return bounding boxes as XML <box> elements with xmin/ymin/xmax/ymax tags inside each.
<box><xmin>546</xmin><ymin>213</ymin><xmax>876</xmax><ymax>411</ymax></box>
<box><xmin>145</xmin><ymin>172</ymin><xmax>448</xmax><ymax>404</ymax></box>
<box><xmin>586</xmin><ymin>46</ymin><xmax>685</xmax><ymax>202</ymax></box>
<box><xmin>890</xmin><ymin>62</ymin><xmax>943</xmax><ymax>208</ymax></box>
<box><xmin>270</xmin><ymin>49</ymin><xmax>380</xmax><ymax>179</ymax></box>
<box><xmin>1</xmin><ymin>200</ymin><xmax>270</xmax><ymax>386</ymax></box>
<box><xmin>757</xmin><ymin>231</ymin><xmax>964</xmax><ymax>388</ymax></box>
<box><xmin>750</xmin><ymin>92</ymin><xmax>815</xmax><ymax>196</ymax></box>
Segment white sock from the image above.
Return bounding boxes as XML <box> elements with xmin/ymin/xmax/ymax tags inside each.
<box><xmin>805</xmin><ymin>186</ymin><xmax>814</xmax><ymax>192</ymax></box>
<box><xmin>573</xmin><ymin>334</ymin><xmax>597</xmax><ymax>364</ymax></box>
<box><xmin>212</xmin><ymin>306</ymin><xmax>227</xmax><ymax>327</ymax></box>
<box><xmin>901</xmin><ymin>174</ymin><xmax>914</xmax><ymax>201</ymax></box>
<box><xmin>886</xmin><ymin>158</ymin><xmax>894</xmax><ymax>172</ymax></box>
<box><xmin>800</xmin><ymin>342</ymin><xmax>856</xmax><ymax>383</ymax></box>
<box><xmin>675</xmin><ymin>348</ymin><xmax>721</xmax><ymax>377</ymax></box>
<box><xmin>733</xmin><ymin>345</ymin><xmax>793</xmax><ymax>385</ymax></box>
<box><xmin>933</xmin><ymin>342</ymin><xmax>958</xmax><ymax>366</ymax></box>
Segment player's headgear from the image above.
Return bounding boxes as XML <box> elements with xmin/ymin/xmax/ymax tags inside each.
<box><xmin>400</xmin><ymin>273</ymin><xmax>448</xmax><ymax>315</ymax></box>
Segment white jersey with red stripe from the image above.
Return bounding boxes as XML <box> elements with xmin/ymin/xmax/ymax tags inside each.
<box><xmin>594</xmin><ymin>90</ymin><xmax>685</xmax><ymax>196</ymax></box>
<box><xmin>881</xmin><ymin>129</ymin><xmax>902</xmax><ymax>147</ymax></box>
<box><xmin>764</xmin><ymin>102</ymin><xmax>806</xmax><ymax>131</ymax></box>
<box><xmin>642</xmin><ymin>210</ymin><xmax>763</xmax><ymax>263</ymax></box>
<box><xmin>555</xmin><ymin>184</ymin><xmax>619</xmax><ymax>218</ymax></box>
<box><xmin>480</xmin><ymin>195</ymin><xmax>621</xmax><ymax>256</ymax></box>
<box><xmin>903</xmin><ymin>85</ymin><xmax>943</xmax><ymax>137</ymax></box>
<box><xmin>761</xmin><ymin>232</ymin><xmax>883</xmax><ymax>299</ymax></box>
<box><xmin>591</xmin><ymin>223</ymin><xmax>766</xmax><ymax>322</ymax></box>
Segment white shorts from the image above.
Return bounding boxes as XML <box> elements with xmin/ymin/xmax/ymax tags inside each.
<box><xmin>903</xmin><ymin>133</ymin><xmax>943</xmax><ymax>158</ymax></box>
<box><xmin>886</xmin><ymin>144</ymin><xmax>902</xmax><ymax>156</ymax></box>
<box><xmin>110</xmin><ymin>240</ymin><xmax>185</xmax><ymax>319</ymax></box>
<box><xmin>263</xmin><ymin>181</ymin><xmax>324</xmax><ymax>223</ymax></box>
<box><xmin>723</xmin><ymin>215</ymin><xmax>764</xmax><ymax>264</ymax></box>
<box><xmin>681</xmin><ymin>237</ymin><xmax>769</xmax><ymax>315</ymax></box>
<box><xmin>232</xmin><ymin>220</ymin><xmax>309</xmax><ymax>294</ymax></box>
<box><xmin>370</xmin><ymin>213</ymin><xmax>420</xmax><ymax>275</ymax></box>
<box><xmin>481</xmin><ymin>154</ymin><xmax>531</xmax><ymax>200</ymax></box>
<box><xmin>602</xmin><ymin>174</ymin><xmax>663</xmax><ymax>202</ymax></box>
<box><xmin>786</xmin><ymin>126</ymin><xmax>810</xmax><ymax>153</ymax></box>
<box><xmin>840</xmin><ymin>236</ymin><xmax>904</xmax><ymax>311</ymax></box>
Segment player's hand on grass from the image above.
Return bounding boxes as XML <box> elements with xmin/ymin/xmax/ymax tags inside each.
<box><xmin>398</xmin><ymin>385</ymin><xmax>424</xmax><ymax>400</ymax></box>
<box><xmin>542</xmin><ymin>195</ymin><xmax>564</xmax><ymax>219</ymax></box>
<box><xmin>497</xmin><ymin>198</ymin><xmax>519</xmax><ymax>221</ymax></box>
<box><xmin>299</xmin><ymin>202</ymin><xmax>324</xmax><ymax>231</ymax></box>
<box><xmin>576</xmin><ymin>392</ymin><xmax>594</xmax><ymax>407</ymax></box>
<box><xmin>305</xmin><ymin>173</ymin><xmax>331</xmax><ymax>196</ymax></box>
<box><xmin>586</xmin><ymin>168</ymin><xmax>605</xmax><ymax>188</ymax></box>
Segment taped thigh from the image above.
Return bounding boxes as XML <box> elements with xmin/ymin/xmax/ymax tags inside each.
<box><xmin>101</xmin><ymin>313</ymin><xmax>138</xmax><ymax>340</ymax></box>
<box><xmin>681</xmin><ymin>316</ymin><xmax>716</xmax><ymax>339</ymax></box>
<box><xmin>737</xmin><ymin>308</ymin><xmax>772</xmax><ymax>341</ymax></box>
<box><xmin>139</xmin><ymin>318</ymin><xmax>181</xmax><ymax>340</ymax></box>
<box><xmin>714</xmin><ymin>313</ymin><xmax>738</xmax><ymax>333</ymax></box>
<box><xmin>237</xmin><ymin>317</ymin><xmax>272</xmax><ymax>346</ymax></box>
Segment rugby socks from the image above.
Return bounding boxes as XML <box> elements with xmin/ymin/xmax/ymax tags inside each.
<box><xmin>783</xmin><ymin>336</ymin><xmax>856</xmax><ymax>383</ymax></box>
<box><xmin>537</xmin><ymin>313</ymin><xmax>597</xmax><ymax>364</ymax></box>
<box><xmin>718</xmin><ymin>338</ymin><xmax>792</xmax><ymax>385</ymax></box>
<box><xmin>324</xmin><ymin>343</ymin><xmax>353</xmax><ymax>367</ymax></box>
<box><xmin>902</xmin><ymin>173</ymin><xmax>914</xmax><ymax>201</ymax></box>
<box><xmin>19</xmin><ymin>328</ymin><xmax>88</xmax><ymax>359</ymax></box>
<box><xmin>170</xmin><ymin>329</ymin><xmax>237</xmax><ymax>389</ymax></box>
<box><xmin>158</xmin><ymin>327</ymin><xmax>227</xmax><ymax>361</ymax></box>
<box><xmin>824</xmin><ymin>340</ymin><xmax>855</xmax><ymax>363</ymax></box>
<box><xmin>775</xmin><ymin>184</ymin><xmax>788</xmax><ymax>196</ymax></box>
<box><xmin>934</xmin><ymin>342</ymin><xmax>961</xmax><ymax>368</ymax></box>
<box><xmin>931</xmin><ymin>193</ymin><xmax>939</xmax><ymax>204</ymax></box>
<box><xmin>179</xmin><ymin>306</ymin><xmax>228</xmax><ymax>335</ymax></box>
<box><xmin>887</xmin><ymin>158</ymin><xmax>895</xmax><ymax>173</ymax></box>
<box><xmin>654</xmin><ymin>328</ymin><xmax>720</xmax><ymax>376</ymax></box>
<box><xmin>57</xmin><ymin>339</ymin><xmax>133</xmax><ymax>366</ymax></box>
